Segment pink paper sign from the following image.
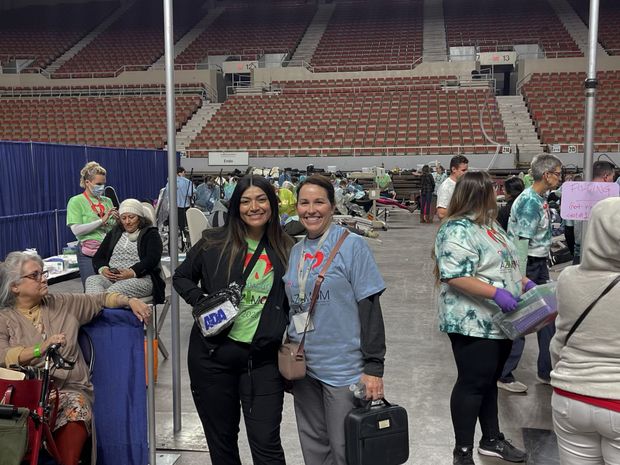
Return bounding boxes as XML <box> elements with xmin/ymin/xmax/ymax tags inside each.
<box><xmin>560</xmin><ymin>181</ymin><xmax>620</xmax><ymax>220</ymax></box>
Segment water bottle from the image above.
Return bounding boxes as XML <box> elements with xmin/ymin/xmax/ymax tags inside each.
<box><xmin>349</xmin><ymin>382</ymin><xmax>366</xmax><ymax>399</ymax></box>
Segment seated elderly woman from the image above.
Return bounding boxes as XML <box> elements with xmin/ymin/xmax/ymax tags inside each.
<box><xmin>85</xmin><ymin>199</ymin><xmax>165</xmax><ymax>304</ymax></box>
<box><xmin>0</xmin><ymin>251</ymin><xmax>152</xmax><ymax>465</ymax></box>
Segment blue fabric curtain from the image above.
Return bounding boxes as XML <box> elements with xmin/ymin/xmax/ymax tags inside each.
<box><xmin>0</xmin><ymin>141</ymin><xmax>172</xmax><ymax>258</ymax></box>
<box><xmin>0</xmin><ymin>141</ymin><xmax>36</xmax><ymax>216</ymax></box>
<box><xmin>83</xmin><ymin>146</ymin><xmax>170</xmax><ymax>202</ymax></box>
<box><xmin>0</xmin><ymin>210</ymin><xmax>71</xmax><ymax>261</ymax></box>
<box><xmin>82</xmin><ymin>308</ymin><xmax>148</xmax><ymax>465</ymax></box>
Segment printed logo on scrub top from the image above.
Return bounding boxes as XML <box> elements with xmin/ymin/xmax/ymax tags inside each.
<box><xmin>289</xmin><ymin>289</ymin><xmax>331</xmax><ymax>307</ymax></box>
<box><xmin>303</xmin><ymin>251</ymin><xmax>324</xmax><ymax>270</ymax></box>
<box><xmin>485</xmin><ymin>225</ymin><xmax>508</xmax><ymax>247</ymax></box>
<box><xmin>286</xmin><ymin>250</ymin><xmax>330</xmax><ymax>308</ymax></box>
<box><xmin>244</xmin><ymin>252</ymin><xmax>272</xmax><ymax>280</ymax></box>
<box><xmin>483</xmin><ymin>225</ymin><xmax>518</xmax><ymax>272</ymax></box>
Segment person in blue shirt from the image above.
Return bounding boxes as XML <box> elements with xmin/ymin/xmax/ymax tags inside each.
<box><xmin>278</xmin><ymin>169</ymin><xmax>291</xmax><ymax>187</ymax></box>
<box><xmin>194</xmin><ymin>176</ymin><xmax>212</xmax><ymax>212</ymax></box>
<box><xmin>284</xmin><ymin>175</ymin><xmax>387</xmax><ymax>465</ymax></box>
<box><xmin>173</xmin><ymin>166</ymin><xmax>193</xmax><ymax>232</ymax></box>
<box><xmin>223</xmin><ymin>176</ymin><xmax>237</xmax><ymax>201</ymax></box>
<box><xmin>195</xmin><ymin>176</ymin><xmax>220</xmax><ymax>213</ymax></box>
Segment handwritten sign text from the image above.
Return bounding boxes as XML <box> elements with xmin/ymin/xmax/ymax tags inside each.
<box><xmin>560</xmin><ymin>181</ymin><xmax>619</xmax><ymax>220</ymax></box>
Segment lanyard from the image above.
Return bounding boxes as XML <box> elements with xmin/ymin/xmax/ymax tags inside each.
<box><xmin>82</xmin><ymin>191</ymin><xmax>105</xmax><ymax>219</ymax></box>
<box><xmin>297</xmin><ymin>226</ymin><xmax>331</xmax><ymax>303</ymax></box>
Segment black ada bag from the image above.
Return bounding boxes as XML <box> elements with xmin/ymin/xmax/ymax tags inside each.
<box><xmin>345</xmin><ymin>398</ymin><xmax>409</xmax><ymax>465</ymax></box>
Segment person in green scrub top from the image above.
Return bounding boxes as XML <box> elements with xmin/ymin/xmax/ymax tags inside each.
<box><xmin>173</xmin><ymin>175</ymin><xmax>294</xmax><ymax>465</ymax></box>
<box><xmin>66</xmin><ymin>161</ymin><xmax>118</xmax><ymax>289</ymax></box>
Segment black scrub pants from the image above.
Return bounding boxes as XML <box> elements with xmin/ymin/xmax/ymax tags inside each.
<box><xmin>188</xmin><ymin>335</ymin><xmax>286</xmax><ymax>465</ymax></box>
<box><xmin>448</xmin><ymin>333</ymin><xmax>512</xmax><ymax>448</ymax></box>
<box><xmin>177</xmin><ymin>206</ymin><xmax>188</xmax><ymax>231</ymax></box>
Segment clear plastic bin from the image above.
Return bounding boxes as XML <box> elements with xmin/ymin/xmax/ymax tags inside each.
<box><xmin>493</xmin><ymin>282</ymin><xmax>558</xmax><ymax>340</ymax></box>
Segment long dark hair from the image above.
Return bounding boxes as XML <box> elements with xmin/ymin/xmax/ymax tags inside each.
<box><xmin>433</xmin><ymin>171</ymin><xmax>498</xmax><ymax>284</ymax></box>
<box><xmin>446</xmin><ymin>171</ymin><xmax>497</xmax><ymax>225</ymax></box>
<box><xmin>203</xmin><ymin>175</ymin><xmax>293</xmax><ymax>279</ymax></box>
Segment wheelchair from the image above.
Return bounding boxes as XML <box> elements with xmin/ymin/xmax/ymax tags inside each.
<box><xmin>0</xmin><ymin>343</ymin><xmax>75</xmax><ymax>465</ymax></box>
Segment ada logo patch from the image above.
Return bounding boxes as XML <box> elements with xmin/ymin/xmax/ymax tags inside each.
<box><xmin>202</xmin><ymin>308</ymin><xmax>228</xmax><ymax>330</ymax></box>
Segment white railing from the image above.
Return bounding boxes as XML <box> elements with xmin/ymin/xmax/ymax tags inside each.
<box><xmin>184</xmin><ymin>144</ymin><xmax>500</xmax><ymax>158</ymax></box>
<box><xmin>282</xmin><ymin>55</ymin><xmax>426</xmax><ymax>73</ymax></box>
<box><xmin>545</xmin><ymin>142</ymin><xmax>620</xmax><ymax>154</ymax></box>
<box><xmin>22</xmin><ymin>62</ymin><xmax>222</xmax><ymax>79</ymax></box>
<box><xmin>0</xmin><ymin>82</ymin><xmax>217</xmax><ymax>102</ymax></box>
<box><xmin>184</xmin><ymin>142</ymin><xmax>620</xmax><ymax>159</ymax></box>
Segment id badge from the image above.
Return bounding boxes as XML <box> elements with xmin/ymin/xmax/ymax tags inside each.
<box><xmin>292</xmin><ymin>311</ymin><xmax>314</xmax><ymax>334</ymax></box>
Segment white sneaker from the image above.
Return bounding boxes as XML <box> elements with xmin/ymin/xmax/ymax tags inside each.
<box><xmin>536</xmin><ymin>375</ymin><xmax>551</xmax><ymax>385</ymax></box>
<box><xmin>497</xmin><ymin>380</ymin><xmax>528</xmax><ymax>393</ymax></box>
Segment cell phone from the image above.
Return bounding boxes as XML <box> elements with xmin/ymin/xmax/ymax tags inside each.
<box><xmin>108</xmin><ymin>267</ymin><xmax>120</xmax><ymax>274</ymax></box>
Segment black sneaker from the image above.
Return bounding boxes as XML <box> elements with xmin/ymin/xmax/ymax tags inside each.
<box><xmin>478</xmin><ymin>433</ymin><xmax>528</xmax><ymax>462</ymax></box>
<box><xmin>453</xmin><ymin>446</ymin><xmax>475</xmax><ymax>465</ymax></box>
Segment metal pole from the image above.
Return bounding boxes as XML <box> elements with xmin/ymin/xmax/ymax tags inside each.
<box><xmin>146</xmin><ymin>317</ymin><xmax>157</xmax><ymax>465</ymax></box>
<box><xmin>582</xmin><ymin>0</ymin><xmax>600</xmax><ymax>183</ymax></box>
<box><xmin>163</xmin><ymin>0</ymin><xmax>182</xmax><ymax>433</ymax></box>
<box><xmin>580</xmin><ymin>0</ymin><xmax>601</xmax><ymax>250</ymax></box>
<box><xmin>54</xmin><ymin>209</ymin><xmax>60</xmax><ymax>255</ymax></box>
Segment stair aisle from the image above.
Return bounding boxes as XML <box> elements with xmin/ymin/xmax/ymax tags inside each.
<box><xmin>45</xmin><ymin>1</ymin><xmax>137</xmax><ymax>75</ymax></box>
<box><xmin>546</xmin><ymin>0</ymin><xmax>608</xmax><ymax>57</ymax></box>
<box><xmin>423</xmin><ymin>0</ymin><xmax>447</xmax><ymax>62</ymax></box>
<box><xmin>174</xmin><ymin>102</ymin><xmax>222</xmax><ymax>153</ymax></box>
<box><xmin>289</xmin><ymin>3</ymin><xmax>336</xmax><ymax>66</ymax></box>
<box><xmin>496</xmin><ymin>95</ymin><xmax>544</xmax><ymax>164</ymax></box>
<box><xmin>150</xmin><ymin>4</ymin><xmax>225</xmax><ymax>68</ymax></box>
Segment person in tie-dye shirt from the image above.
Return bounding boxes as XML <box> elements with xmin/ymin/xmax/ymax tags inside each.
<box><xmin>503</xmin><ymin>154</ymin><xmax>563</xmax><ymax>391</ymax></box>
<box><xmin>434</xmin><ymin>171</ymin><xmax>531</xmax><ymax>465</ymax></box>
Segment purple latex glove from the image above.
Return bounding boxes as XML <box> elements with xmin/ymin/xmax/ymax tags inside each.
<box><xmin>493</xmin><ymin>288</ymin><xmax>519</xmax><ymax>313</ymax></box>
<box><xmin>524</xmin><ymin>279</ymin><xmax>537</xmax><ymax>293</ymax></box>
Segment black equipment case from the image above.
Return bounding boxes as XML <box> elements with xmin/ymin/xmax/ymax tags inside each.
<box><xmin>345</xmin><ymin>398</ymin><xmax>409</xmax><ymax>465</ymax></box>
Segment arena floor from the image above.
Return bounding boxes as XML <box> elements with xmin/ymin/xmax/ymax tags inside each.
<box><xmin>52</xmin><ymin>209</ymin><xmax>561</xmax><ymax>465</ymax></box>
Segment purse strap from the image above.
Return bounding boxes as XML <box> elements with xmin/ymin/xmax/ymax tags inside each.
<box><xmin>564</xmin><ymin>275</ymin><xmax>620</xmax><ymax>346</ymax></box>
<box><xmin>239</xmin><ymin>235</ymin><xmax>268</xmax><ymax>287</ymax></box>
<box><xmin>297</xmin><ymin>230</ymin><xmax>350</xmax><ymax>352</ymax></box>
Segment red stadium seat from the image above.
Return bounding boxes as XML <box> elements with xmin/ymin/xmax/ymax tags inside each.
<box><xmin>522</xmin><ymin>70</ymin><xmax>620</xmax><ymax>151</ymax></box>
